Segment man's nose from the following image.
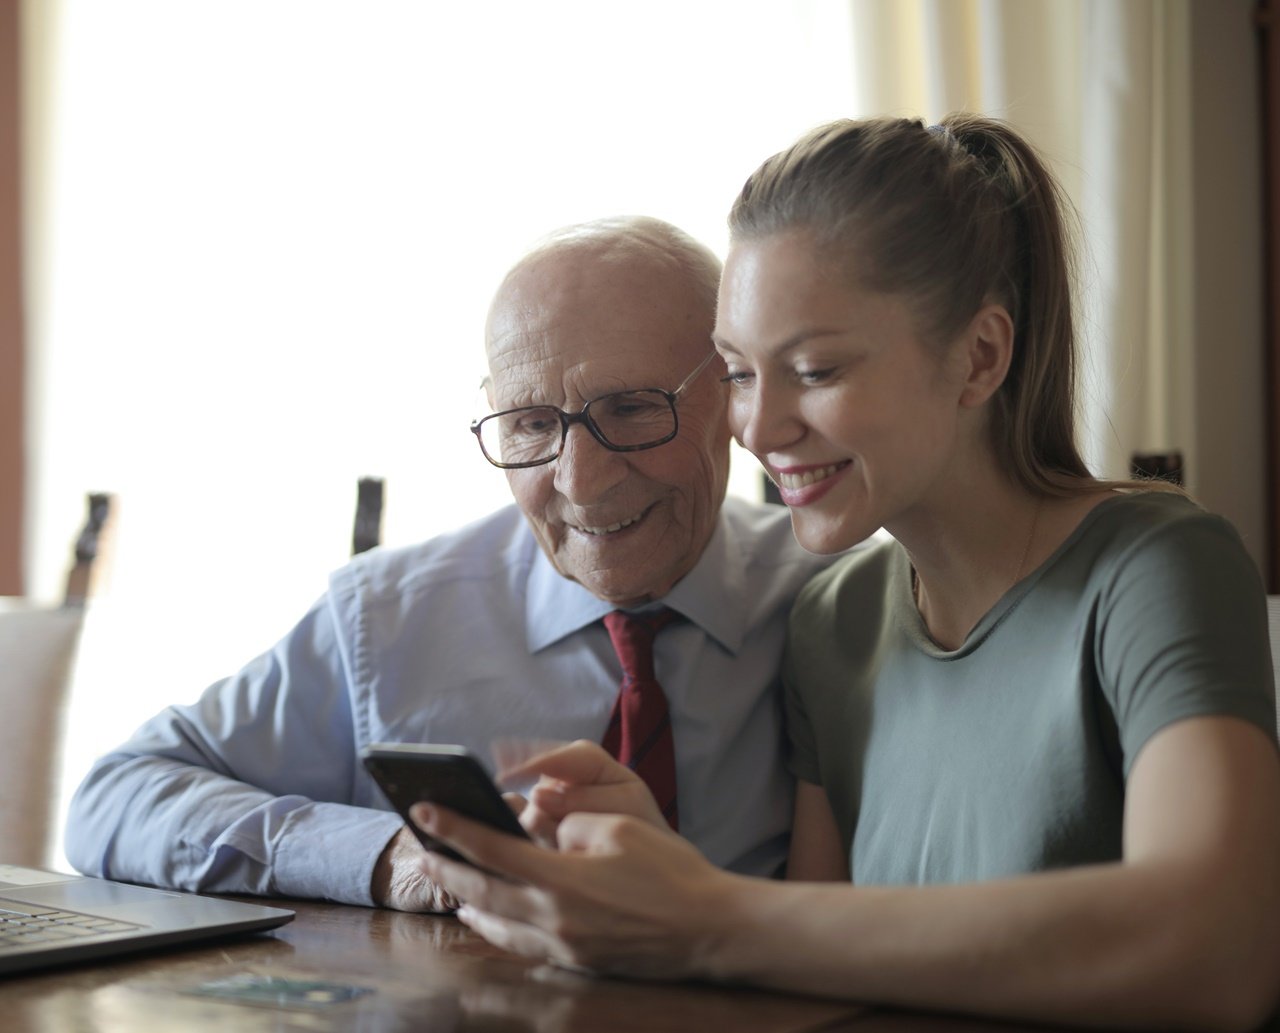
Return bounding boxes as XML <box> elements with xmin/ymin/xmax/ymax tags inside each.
<box><xmin>552</xmin><ymin>423</ymin><xmax>628</xmax><ymax>503</ymax></box>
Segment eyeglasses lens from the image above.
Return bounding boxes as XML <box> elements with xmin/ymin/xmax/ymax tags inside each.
<box><xmin>479</xmin><ymin>390</ymin><xmax>676</xmax><ymax>467</ymax></box>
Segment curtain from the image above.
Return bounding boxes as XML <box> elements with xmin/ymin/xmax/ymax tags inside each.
<box><xmin>843</xmin><ymin>0</ymin><xmax>1266</xmax><ymax>571</ymax></box>
<box><xmin>848</xmin><ymin>0</ymin><xmax>1187</xmax><ymax>482</ymax></box>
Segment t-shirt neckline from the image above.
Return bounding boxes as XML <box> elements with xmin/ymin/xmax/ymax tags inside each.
<box><xmin>894</xmin><ymin>492</ymin><xmax>1140</xmax><ymax>660</ymax></box>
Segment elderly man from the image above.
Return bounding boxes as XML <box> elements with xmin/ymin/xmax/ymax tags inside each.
<box><xmin>65</xmin><ymin>217</ymin><xmax>831</xmax><ymax>909</ymax></box>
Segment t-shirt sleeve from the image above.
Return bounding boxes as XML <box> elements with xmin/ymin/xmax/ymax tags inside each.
<box><xmin>1096</xmin><ymin>509</ymin><xmax>1277</xmax><ymax>775</ymax></box>
<box><xmin>782</xmin><ymin>597</ymin><xmax>825</xmax><ymax>785</ymax></box>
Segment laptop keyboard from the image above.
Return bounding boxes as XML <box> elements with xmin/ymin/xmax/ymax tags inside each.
<box><xmin>0</xmin><ymin>898</ymin><xmax>144</xmax><ymax>949</ymax></box>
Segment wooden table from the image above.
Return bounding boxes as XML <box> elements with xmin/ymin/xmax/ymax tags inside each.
<box><xmin>2</xmin><ymin>896</ymin><xmax>1276</xmax><ymax>1032</ymax></box>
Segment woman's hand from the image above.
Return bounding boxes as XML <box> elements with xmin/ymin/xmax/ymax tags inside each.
<box><xmin>501</xmin><ymin>740</ymin><xmax>673</xmax><ymax>845</ymax></box>
<box><xmin>409</xmin><ymin>800</ymin><xmax>740</xmax><ymax>980</ymax></box>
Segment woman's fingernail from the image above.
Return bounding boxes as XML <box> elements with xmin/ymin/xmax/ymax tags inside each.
<box><xmin>410</xmin><ymin>803</ymin><xmax>436</xmax><ymax>827</ymax></box>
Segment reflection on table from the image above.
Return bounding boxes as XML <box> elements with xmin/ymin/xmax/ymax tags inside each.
<box><xmin>4</xmin><ymin>895</ymin><xmax>1278</xmax><ymax>1033</ymax></box>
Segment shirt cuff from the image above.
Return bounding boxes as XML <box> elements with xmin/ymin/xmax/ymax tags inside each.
<box><xmin>271</xmin><ymin>801</ymin><xmax>404</xmax><ymax>906</ymax></box>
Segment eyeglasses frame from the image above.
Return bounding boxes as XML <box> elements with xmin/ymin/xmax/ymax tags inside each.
<box><xmin>471</xmin><ymin>349</ymin><xmax>719</xmax><ymax>470</ymax></box>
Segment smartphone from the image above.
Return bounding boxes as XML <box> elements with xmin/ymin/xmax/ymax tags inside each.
<box><xmin>360</xmin><ymin>743</ymin><xmax>529</xmax><ymax>863</ymax></box>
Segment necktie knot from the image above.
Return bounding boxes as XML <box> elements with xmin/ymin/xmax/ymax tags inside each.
<box><xmin>603</xmin><ymin>608</ymin><xmax>678</xmax><ymax>685</ymax></box>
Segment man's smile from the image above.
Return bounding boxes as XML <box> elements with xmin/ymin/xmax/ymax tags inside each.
<box><xmin>566</xmin><ymin>503</ymin><xmax>655</xmax><ymax>537</ymax></box>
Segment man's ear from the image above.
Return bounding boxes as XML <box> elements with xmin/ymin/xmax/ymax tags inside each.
<box><xmin>957</xmin><ymin>304</ymin><xmax>1015</xmax><ymax>409</ymax></box>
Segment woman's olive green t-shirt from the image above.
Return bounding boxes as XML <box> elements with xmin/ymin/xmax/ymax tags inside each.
<box><xmin>784</xmin><ymin>492</ymin><xmax>1277</xmax><ymax>885</ymax></box>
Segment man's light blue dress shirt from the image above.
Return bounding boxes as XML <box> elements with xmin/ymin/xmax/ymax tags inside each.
<box><xmin>65</xmin><ymin>498</ymin><xmax>831</xmax><ymax>905</ymax></box>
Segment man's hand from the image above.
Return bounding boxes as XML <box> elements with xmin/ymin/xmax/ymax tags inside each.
<box><xmin>370</xmin><ymin>826</ymin><xmax>460</xmax><ymax>912</ymax></box>
<box><xmin>372</xmin><ymin>794</ymin><xmax>530</xmax><ymax>910</ymax></box>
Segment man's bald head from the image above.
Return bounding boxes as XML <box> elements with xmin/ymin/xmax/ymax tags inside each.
<box><xmin>486</xmin><ymin>217</ymin><xmax>721</xmax><ymax>357</ymax></box>
<box><xmin>481</xmin><ymin>217</ymin><xmax>730</xmax><ymax>606</ymax></box>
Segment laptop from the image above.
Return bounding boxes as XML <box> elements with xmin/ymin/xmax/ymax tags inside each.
<box><xmin>0</xmin><ymin>863</ymin><xmax>294</xmax><ymax>976</ymax></box>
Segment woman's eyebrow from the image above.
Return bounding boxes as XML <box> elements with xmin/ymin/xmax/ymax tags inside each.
<box><xmin>713</xmin><ymin>326</ymin><xmax>851</xmax><ymax>357</ymax></box>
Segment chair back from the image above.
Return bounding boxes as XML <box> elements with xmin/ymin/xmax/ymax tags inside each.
<box><xmin>0</xmin><ymin>603</ymin><xmax>84</xmax><ymax>866</ymax></box>
<box><xmin>1268</xmin><ymin>597</ymin><xmax>1280</xmax><ymax>742</ymax></box>
<box><xmin>353</xmin><ymin>476</ymin><xmax>384</xmax><ymax>555</ymax></box>
<box><xmin>0</xmin><ymin>494</ymin><xmax>112</xmax><ymax>868</ymax></box>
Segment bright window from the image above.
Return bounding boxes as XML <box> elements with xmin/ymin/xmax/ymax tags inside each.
<box><xmin>29</xmin><ymin>2</ymin><xmax>861</xmax><ymax>716</ymax></box>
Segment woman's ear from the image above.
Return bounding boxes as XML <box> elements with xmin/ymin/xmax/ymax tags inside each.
<box><xmin>957</xmin><ymin>304</ymin><xmax>1015</xmax><ymax>409</ymax></box>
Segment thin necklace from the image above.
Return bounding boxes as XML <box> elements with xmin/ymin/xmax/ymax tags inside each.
<box><xmin>1012</xmin><ymin>495</ymin><xmax>1044</xmax><ymax>586</ymax></box>
<box><xmin>912</xmin><ymin>495</ymin><xmax>1045</xmax><ymax>608</ymax></box>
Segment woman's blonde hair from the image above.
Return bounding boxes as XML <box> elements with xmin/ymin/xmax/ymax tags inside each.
<box><xmin>728</xmin><ymin>113</ymin><xmax>1159</xmax><ymax>497</ymax></box>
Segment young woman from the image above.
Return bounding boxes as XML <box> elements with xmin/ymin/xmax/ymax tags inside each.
<box><xmin>410</xmin><ymin>115</ymin><xmax>1280</xmax><ymax>1031</ymax></box>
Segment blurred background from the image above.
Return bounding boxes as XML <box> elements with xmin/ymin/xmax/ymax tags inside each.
<box><xmin>0</xmin><ymin>1</ymin><xmax>1272</xmax><ymax>756</ymax></box>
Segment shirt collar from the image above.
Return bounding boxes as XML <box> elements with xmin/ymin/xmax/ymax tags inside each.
<box><xmin>524</xmin><ymin>512</ymin><xmax>747</xmax><ymax>655</ymax></box>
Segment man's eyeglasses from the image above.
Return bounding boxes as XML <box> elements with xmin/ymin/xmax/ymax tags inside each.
<box><xmin>471</xmin><ymin>350</ymin><xmax>718</xmax><ymax>469</ymax></box>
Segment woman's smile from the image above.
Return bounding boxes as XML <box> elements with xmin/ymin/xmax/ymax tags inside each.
<box><xmin>770</xmin><ymin>460</ymin><xmax>852</xmax><ymax>506</ymax></box>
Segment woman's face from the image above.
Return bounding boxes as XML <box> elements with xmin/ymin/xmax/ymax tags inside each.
<box><xmin>713</xmin><ymin>230</ymin><xmax>971</xmax><ymax>554</ymax></box>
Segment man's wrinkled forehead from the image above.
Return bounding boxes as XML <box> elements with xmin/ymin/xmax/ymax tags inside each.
<box><xmin>484</xmin><ymin>244</ymin><xmax>705</xmax><ymax>406</ymax></box>
<box><xmin>485</xmin><ymin>279</ymin><xmax>620</xmax><ymax>406</ymax></box>
<box><xmin>484</xmin><ymin>320</ymin><xmax>656</xmax><ymax>410</ymax></box>
<box><xmin>485</xmin><ymin>240</ymin><xmax>636</xmax><ymax>351</ymax></box>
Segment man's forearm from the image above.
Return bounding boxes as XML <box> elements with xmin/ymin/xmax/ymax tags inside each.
<box><xmin>66</xmin><ymin>752</ymin><xmax>401</xmax><ymax>905</ymax></box>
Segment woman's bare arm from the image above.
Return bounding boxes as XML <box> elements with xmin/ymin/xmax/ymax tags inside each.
<box><xmin>413</xmin><ymin>716</ymin><xmax>1280</xmax><ymax>1032</ymax></box>
<box><xmin>786</xmin><ymin>780</ymin><xmax>848</xmax><ymax>881</ymax></box>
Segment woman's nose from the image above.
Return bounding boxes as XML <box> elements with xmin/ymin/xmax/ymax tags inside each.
<box><xmin>732</xmin><ymin>381</ymin><xmax>803</xmax><ymax>458</ymax></box>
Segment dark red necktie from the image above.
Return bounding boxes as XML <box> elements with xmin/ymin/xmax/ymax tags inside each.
<box><xmin>601</xmin><ymin>609</ymin><xmax>680</xmax><ymax>831</ymax></box>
